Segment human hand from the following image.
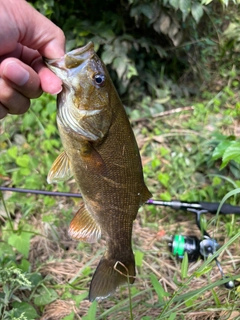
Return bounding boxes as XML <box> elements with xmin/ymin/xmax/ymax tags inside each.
<box><xmin>0</xmin><ymin>0</ymin><xmax>65</xmax><ymax>119</ymax></box>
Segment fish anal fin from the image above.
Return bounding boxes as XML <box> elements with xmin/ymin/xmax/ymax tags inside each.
<box><xmin>89</xmin><ymin>253</ymin><xmax>135</xmax><ymax>301</ymax></box>
<box><xmin>47</xmin><ymin>151</ymin><xmax>72</xmax><ymax>184</ymax></box>
<box><xmin>68</xmin><ymin>205</ymin><xmax>101</xmax><ymax>243</ymax></box>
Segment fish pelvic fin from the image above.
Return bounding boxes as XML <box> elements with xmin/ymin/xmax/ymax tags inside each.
<box><xmin>68</xmin><ymin>204</ymin><xmax>101</xmax><ymax>243</ymax></box>
<box><xmin>47</xmin><ymin>151</ymin><xmax>72</xmax><ymax>184</ymax></box>
<box><xmin>89</xmin><ymin>252</ymin><xmax>135</xmax><ymax>301</ymax></box>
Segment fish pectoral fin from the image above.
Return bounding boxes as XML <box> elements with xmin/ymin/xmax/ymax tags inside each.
<box><xmin>47</xmin><ymin>151</ymin><xmax>72</xmax><ymax>184</ymax></box>
<box><xmin>68</xmin><ymin>205</ymin><xmax>101</xmax><ymax>243</ymax></box>
<box><xmin>82</xmin><ymin>145</ymin><xmax>107</xmax><ymax>176</ymax></box>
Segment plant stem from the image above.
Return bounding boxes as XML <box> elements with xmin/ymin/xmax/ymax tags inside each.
<box><xmin>0</xmin><ymin>191</ymin><xmax>14</xmax><ymax>231</ymax></box>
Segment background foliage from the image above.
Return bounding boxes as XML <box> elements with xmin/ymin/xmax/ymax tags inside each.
<box><xmin>1</xmin><ymin>0</ymin><xmax>240</xmax><ymax>319</ymax></box>
<box><xmin>32</xmin><ymin>0</ymin><xmax>230</xmax><ymax>105</ymax></box>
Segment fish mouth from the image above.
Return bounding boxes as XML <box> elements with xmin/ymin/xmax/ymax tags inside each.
<box><xmin>44</xmin><ymin>42</ymin><xmax>95</xmax><ymax>71</ymax></box>
<box><xmin>67</xmin><ymin>42</ymin><xmax>94</xmax><ymax>58</ymax></box>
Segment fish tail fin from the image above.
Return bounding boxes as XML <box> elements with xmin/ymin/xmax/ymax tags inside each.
<box><xmin>89</xmin><ymin>251</ymin><xmax>135</xmax><ymax>301</ymax></box>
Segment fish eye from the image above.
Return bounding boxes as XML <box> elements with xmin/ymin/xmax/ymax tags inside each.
<box><xmin>94</xmin><ymin>74</ymin><xmax>105</xmax><ymax>87</ymax></box>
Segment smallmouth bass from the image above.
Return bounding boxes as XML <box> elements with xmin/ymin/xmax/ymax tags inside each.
<box><xmin>45</xmin><ymin>42</ymin><xmax>151</xmax><ymax>301</ymax></box>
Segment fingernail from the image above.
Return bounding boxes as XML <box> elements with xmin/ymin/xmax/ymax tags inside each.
<box><xmin>51</xmin><ymin>86</ymin><xmax>63</xmax><ymax>95</ymax></box>
<box><xmin>3</xmin><ymin>62</ymin><xmax>30</xmax><ymax>86</ymax></box>
<box><xmin>45</xmin><ymin>85</ymin><xmax>62</xmax><ymax>95</ymax></box>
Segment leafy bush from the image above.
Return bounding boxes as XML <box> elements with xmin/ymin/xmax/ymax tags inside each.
<box><xmin>31</xmin><ymin>0</ymin><xmax>232</xmax><ymax>108</ymax></box>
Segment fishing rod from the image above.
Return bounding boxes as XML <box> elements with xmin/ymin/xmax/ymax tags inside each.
<box><xmin>1</xmin><ymin>186</ymin><xmax>240</xmax><ymax>289</ymax></box>
<box><xmin>1</xmin><ymin>186</ymin><xmax>240</xmax><ymax>215</ymax></box>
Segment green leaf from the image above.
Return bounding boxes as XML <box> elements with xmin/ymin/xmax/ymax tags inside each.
<box><xmin>0</xmin><ymin>242</ymin><xmax>15</xmax><ymax>258</ymax></box>
<box><xmin>150</xmin><ymin>274</ymin><xmax>169</xmax><ymax>302</ymax></box>
<box><xmin>28</xmin><ymin>273</ymin><xmax>43</xmax><ymax>287</ymax></box>
<box><xmin>185</xmin><ymin>296</ymin><xmax>197</xmax><ymax>307</ymax></box>
<box><xmin>42</xmin><ymin>214</ymin><xmax>56</xmax><ymax>223</ymax></box>
<box><xmin>19</xmin><ymin>167</ymin><xmax>31</xmax><ymax>176</ymax></box>
<box><xmin>7</xmin><ymin>146</ymin><xmax>18</xmax><ymax>160</ymax></box>
<box><xmin>135</xmin><ymin>250</ymin><xmax>144</xmax><ymax>267</ymax></box>
<box><xmin>62</xmin><ymin>311</ymin><xmax>75</xmax><ymax>320</ymax></box>
<box><xmin>212</xmin><ymin>176</ymin><xmax>221</xmax><ymax>186</ymax></box>
<box><xmin>22</xmin><ymin>112</ymin><xmax>36</xmax><ymax>129</ymax></box>
<box><xmin>212</xmin><ymin>140</ymin><xmax>233</xmax><ymax>160</ymax></box>
<box><xmin>19</xmin><ymin>259</ymin><xmax>30</xmax><ymax>272</ymax></box>
<box><xmin>211</xmin><ymin>288</ymin><xmax>221</xmax><ymax>307</ymax></box>
<box><xmin>16</xmin><ymin>154</ymin><xmax>30</xmax><ymax>168</ymax></box>
<box><xmin>201</xmin><ymin>0</ymin><xmax>213</xmax><ymax>4</ymax></box>
<box><xmin>139</xmin><ymin>4</ymin><xmax>154</xmax><ymax>19</ymax></box>
<box><xmin>168</xmin><ymin>313</ymin><xmax>177</xmax><ymax>320</ymax></box>
<box><xmin>127</xmin><ymin>64</ymin><xmax>138</xmax><ymax>79</ymax></box>
<box><xmin>82</xmin><ymin>300</ymin><xmax>97</xmax><ymax>320</ymax></box>
<box><xmin>12</xmin><ymin>302</ymin><xmax>39</xmax><ymax>319</ymax></box>
<box><xmin>181</xmin><ymin>252</ymin><xmax>188</xmax><ymax>279</ymax></box>
<box><xmin>101</xmin><ymin>50</ymin><xmax>115</xmax><ymax>65</ymax></box>
<box><xmin>179</xmin><ymin>0</ymin><xmax>191</xmax><ymax>14</ymax></box>
<box><xmin>113</xmin><ymin>57</ymin><xmax>127</xmax><ymax>79</ymax></box>
<box><xmin>160</xmin><ymin>147</ymin><xmax>170</xmax><ymax>156</ymax></box>
<box><xmin>158</xmin><ymin>172</ymin><xmax>170</xmax><ymax>188</ymax></box>
<box><xmin>160</xmin><ymin>191</ymin><xmax>171</xmax><ymax>201</ymax></box>
<box><xmin>34</xmin><ymin>288</ymin><xmax>58</xmax><ymax>306</ymax></box>
<box><xmin>194</xmin><ymin>265</ymin><xmax>212</xmax><ymax>277</ymax></box>
<box><xmin>73</xmin><ymin>292</ymin><xmax>88</xmax><ymax>306</ymax></box>
<box><xmin>8</xmin><ymin>231</ymin><xmax>33</xmax><ymax>258</ymax></box>
<box><xmin>191</xmin><ymin>2</ymin><xmax>204</xmax><ymax>23</ymax></box>
<box><xmin>169</xmin><ymin>0</ymin><xmax>180</xmax><ymax>10</ymax></box>
<box><xmin>222</xmin><ymin>141</ymin><xmax>240</xmax><ymax>164</ymax></box>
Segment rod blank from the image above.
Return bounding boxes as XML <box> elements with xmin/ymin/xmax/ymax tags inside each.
<box><xmin>1</xmin><ymin>186</ymin><xmax>240</xmax><ymax>214</ymax></box>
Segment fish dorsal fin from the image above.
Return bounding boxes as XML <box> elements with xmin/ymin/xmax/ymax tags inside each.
<box><xmin>68</xmin><ymin>205</ymin><xmax>101</xmax><ymax>243</ymax></box>
<box><xmin>47</xmin><ymin>151</ymin><xmax>72</xmax><ymax>184</ymax></box>
<box><xmin>140</xmin><ymin>185</ymin><xmax>152</xmax><ymax>205</ymax></box>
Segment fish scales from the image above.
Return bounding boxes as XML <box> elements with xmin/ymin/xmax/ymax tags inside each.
<box><xmin>45</xmin><ymin>42</ymin><xmax>151</xmax><ymax>301</ymax></box>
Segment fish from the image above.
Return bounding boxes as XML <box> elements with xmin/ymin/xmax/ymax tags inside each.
<box><xmin>44</xmin><ymin>42</ymin><xmax>151</xmax><ymax>301</ymax></box>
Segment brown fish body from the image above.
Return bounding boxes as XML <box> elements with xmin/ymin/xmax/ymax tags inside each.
<box><xmin>46</xmin><ymin>42</ymin><xmax>151</xmax><ymax>301</ymax></box>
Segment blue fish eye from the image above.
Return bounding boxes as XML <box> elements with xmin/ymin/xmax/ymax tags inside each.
<box><xmin>94</xmin><ymin>74</ymin><xmax>105</xmax><ymax>86</ymax></box>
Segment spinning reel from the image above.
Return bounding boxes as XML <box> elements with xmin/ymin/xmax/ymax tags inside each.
<box><xmin>168</xmin><ymin>206</ymin><xmax>238</xmax><ymax>289</ymax></box>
